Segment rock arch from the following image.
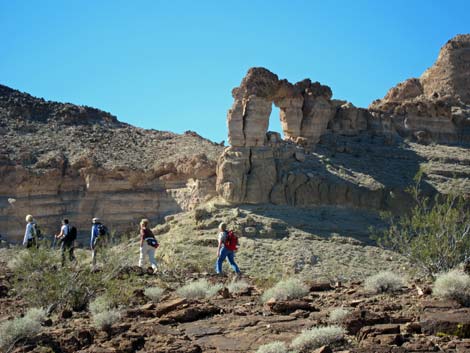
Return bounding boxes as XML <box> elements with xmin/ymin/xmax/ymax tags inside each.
<box><xmin>227</xmin><ymin>67</ymin><xmax>336</xmax><ymax>147</ymax></box>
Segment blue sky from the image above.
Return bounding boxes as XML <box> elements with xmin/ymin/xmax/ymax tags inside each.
<box><xmin>1</xmin><ymin>0</ymin><xmax>469</xmax><ymax>142</ymax></box>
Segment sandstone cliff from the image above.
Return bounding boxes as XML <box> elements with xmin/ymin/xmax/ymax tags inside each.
<box><xmin>217</xmin><ymin>35</ymin><xmax>470</xmax><ymax>207</ymax></box>
<box><xmin>0</xmin><ymin>85</ymin><xmax>223</xmax><ymax>242</ymax></box>
<box><xmin>369</xmin><ymin>34</ymin><xmax>470</xmax><ymax>144</ymax></box>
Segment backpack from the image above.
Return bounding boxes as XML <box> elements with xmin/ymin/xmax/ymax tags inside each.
<box><xmin>224</xmin><ymin>230</ymin><xmax>238</xmax><ymax>251</ymax></box>
<box><xmin>146</xmin><ymin>237</ymin><xmax>159</xmax><ymax>248</ymax></box>
<box><xmin>97</xmin><ymin>224</ymin><xmax>108</xmax><ymax>237</ymax></box>
<box><xmin>68</xmin><ymin>226</ymin><xmax>77</xmax><ymax>241</ymax></box>
<box><xmin>33</xmin><ymin>223</ymin><xmax>43</xmax><ymax>240</ymax></box>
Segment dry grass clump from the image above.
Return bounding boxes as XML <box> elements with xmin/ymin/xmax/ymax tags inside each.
<box><xmin>89</xmin><ymin>295</ymin><xmax>112</xmax><ymax>316</ymax></box>
<box><xmin>261</xmin><ymin>278</ymin><xmax>309</xmax><ymax>303</ymax></box>
<box><xmin>364</xmin><ymin>271</ymin><xmax>404</xmax><ymax>293</ymax></box>
<box><xmin>89</xmin><ymin>295</ymin><xmax>120</xmax><ymax>331</ymax></box>
<box><xmin>255</xmin><ymin>341</ymin><xmax>288</xmax><ymax>353</ymax></box>
<box><xmin>290</xmin><ymin>325</ymin><xmax>345</xmax><ymax>352</ymax></box>
<box><xmin>433</xmin><ymin>270</ymin><xmax>470</xmax><ymax>306</ymax></box>
<box><xmin>0</xmin><ymin>308</ymin><xmax>46</xmax><ymax>349</ymax></box>
<box><xmin>328</xmin><ymin>307</ymin><xmax>351</xmax><ymax>324</ymax></box>
<box><xmin>227</xmin><ymin>280</ymin><xmax>250</xmax><ymax>294</ymax></box>
<box><xmin>144</xmin><ymin>286</ymin><xmax>165</xmax><ymax>302</ymax></box>
<box><xmin>176</xmin><ymin>279</ymin><xmax>223</xmax><ymax>299</ymax></box>
<box><xmin>92</xmin><ymin>309</ymin><xmax>121</xmax><ymax>331</ymax></box>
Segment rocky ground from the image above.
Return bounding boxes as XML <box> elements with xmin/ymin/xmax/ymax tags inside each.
<box><xmin>1</xmin><ymin>204</ymin><xmax>470</xmax><ymax>353</ymax></box>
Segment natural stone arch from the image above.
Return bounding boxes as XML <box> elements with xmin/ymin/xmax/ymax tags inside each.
<box><xmin>227</xmin><ymin>67</ymin><xmax>336</xmax><ymax>148</ymax></box>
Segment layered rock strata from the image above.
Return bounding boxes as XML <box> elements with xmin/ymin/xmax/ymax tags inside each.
<box><xmin>0</xmin><ymin>85</ymin><xmax>223</xmax><ymax>242</ymax></box>
<box><xmin>369</xmin><ymin>34</ymin><xmax>470</xmax><ymax>144</ymax></box>
<box><xmin>218</xmin><ymin>35</ymin><xmax>470</xmax><ymax>207</ymax></box>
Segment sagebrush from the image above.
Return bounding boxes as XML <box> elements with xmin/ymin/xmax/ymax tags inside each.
<box><xmin>176</xmin><ymin>279</ymin><xmax>222</xmax><ymax>299</ymax></box>
<box><xmin>364</xmin><ymin>271</ymin><xmax>404</xmax><ymax>293</ymax></box>
<box><xmin>328</xmin><ymin>308</ymin><xmax>350</xmax><ymax>324</ymax></box>
<box><xmin>0</xmin><ymin>308</ymin><xmax>46</xmax><ymax>349</ymax></box>
<box><xmin>144</xmin><ymin>286</ymin><xmax>165</xmax><ymax>302</ymax></box>
<box><xmin>290</xmin><ymin>325</ymin><xmax>345</xmax><ymax>352</ymax></box>
<box><xmin>255</xmin><ymin>341</ymin><xmax>288</xmax><ymax>353</ymax></box>
<box><xmin>261</xmin><ymin>278</ymin><xmax>309</xmax><ymax>303</ymax></box>
<box><xmin>92</xmin><ymin>309</ymin><xmax>121</xmax><ymax>331</ymax></box>
<box><xmin>227</xmin><ymin>280</ymin><xmax>250</xmax><ymax>294</ymax></box>
<box><xmin>433</xmin><ymin>270</ymin><xmax>470</xmax><ymax>306</ymax></box>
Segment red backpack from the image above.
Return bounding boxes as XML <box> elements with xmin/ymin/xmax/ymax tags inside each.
<box><xmin>224</xmin><ymin>230</ymin><xmax>238</xmax><ymax>251</ymax></box>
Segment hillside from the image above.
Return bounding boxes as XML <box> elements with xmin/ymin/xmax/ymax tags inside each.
<box><xmin>0</xmin><ymin>84</ymin><xmax>223</xmax><ymax>242</ymax></box>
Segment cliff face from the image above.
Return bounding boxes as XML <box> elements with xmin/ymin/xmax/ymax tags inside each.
<box><xmin>0</xmin><ymin>85</ymin><xmax>223</xmax><ymax>242</ymax></box>
<box><xmin>369</xmin><ymin>34</ymin><xmax>470</xmax><ymax>144</ymax></box>
<box><xmin>217</xmin><ymin>35</ymin><xmax>470</xmax><ymax>207</ymax></box>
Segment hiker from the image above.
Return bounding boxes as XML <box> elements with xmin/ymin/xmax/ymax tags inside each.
<box><xmin>139</xmin><ymin>218</ymin><xmax>158</xmax><ymax>273</ymax></box>
<box><xmin>90</xmin><ymin>217</ymin><xmax>107</xmax><ymax>268</ymax></box>
<box><xmin>215</xmin><ymin>222</ymin><xmax>241</xmax><ymax>276</ymax></box>
<box><xmin>56</xmin><ymin>219</ymin><xmax>76</xmax><ymax>266</ymax></box>
<box><xmin>23</xmin><ymin>214</ymin><xmax>37</xmax><ymax>248</ymax></box>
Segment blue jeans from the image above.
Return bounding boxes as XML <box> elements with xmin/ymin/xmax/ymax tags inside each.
<box><xmin>216</xmin><ymin>247</ymin><xmax>240</xmax><ymax>274</ymax></box>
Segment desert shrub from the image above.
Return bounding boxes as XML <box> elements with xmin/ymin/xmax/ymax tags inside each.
<box><xmin>144</xmin><ymin>286</ymin><xmax>165</xmax><ymax>302</ymax></box>
<box><xmin>255</xmin><ymin>341</ymin><xmax>288</xmax><ymax>353</ymax></box>
<box><xmin>0</xmin><ymin>307</ymin><xmax>46</xmax><ymax>349</ymax></box>
<box><xmin>227</xmin><ymin>280</ymin><xmax>250</xmax><ymax>294</ymax></box>
<box><xmin>89</xmin><ymin>295</ymin><xmax>112</xmax><ymax>315</ymax></box>
<box><xmin>433</xmin><ymin>270</ymin><xmax>470</xmax><ymax>306</ymax></box>
<box><xmin>261</xmin><ymin>278</ymin><xmax>309</xmax><ymax>303</ymax></box>
<box><xmin>176</xmin><ymin>279</ymin><xmax>223</xmax><ymax>299</ymax></box>
<box><xmin>10</xmin><ymin>245</ymin><xmax>139</xmax><ymax>311</ymax></box>
<box><xmin>290</xmin><ymin>325</ymin><xmax>345</xmax><ymax>352</ymax></box>
<box><xmin>364</xmin><ymin>271</ymin><xmax>404</xmax><ymax>293</ymax></box>
<box><xmin>328</xmin><ymin>308</ymin><xmax>350</xmax><ymax>324</ymax></box>
<box><xmin>373</xmin><ymin>171</ymin><xmax>470</xmax><ymax>276</ymax></box>
<box><xmin>92</xmin><ymin>309</ymin><xmax>121</xmax><ymax>331</ymax></box>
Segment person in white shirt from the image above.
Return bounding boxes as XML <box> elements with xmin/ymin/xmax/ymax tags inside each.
<box><xmin>23</xmin><ymin>214</ymin><xmax>36</xmax><ymax>248</ymax></box>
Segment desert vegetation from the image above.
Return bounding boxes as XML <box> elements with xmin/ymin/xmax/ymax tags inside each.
<box><xmin>261</xmin><ymin>278</ymin><xmax>309</xmax><ymax>303</ymax></box>
<box><xmin>364</xmin><ymin>271</ymin><xmax>405</xmax><ymax>294</ymax></box>
<box><xmin>374</xmin><ymin>172</ymin><xmax>470</xmax><ymax>277</ymax></box>
<box><xmin>433</xmin><ymin>270</ymin><xmax>470</xmax><ymax>306</ymax></box>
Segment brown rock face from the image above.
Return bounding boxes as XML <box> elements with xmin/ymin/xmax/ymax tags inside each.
<box><xmin>218</xmin><ymin>35</ymin><xmax>470</xmax><ymax>206</ymax></box>
<box><xmin>0</xmin><ymin>86</ymin><xmax>223</xmax><ymax>242</ymax></box>
<box><xmin>421</xmin><ymin>34</ymin><xmax>470</xmax><ymax>104</ymax></box>
<box><xmin>370</xmin><ymin>34</ymin><xmax>470</xmax><ymax>144</ymax></box>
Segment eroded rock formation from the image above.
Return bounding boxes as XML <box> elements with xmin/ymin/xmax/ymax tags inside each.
<box><xmin>0</xmin><ymin>85</ymin><xmax>223</xmax><ymax>242</ymax></box>
<box><xmin>369</xmin><ymin>34</ymin><xmax>470</xmax><ymax>144</ymax></box>
<box><xmin>217</xmin><ymin>35</ymin><xmax>470</xmax><ymax>206</ymax></box>
<box><xmin>227</xmin><ymin>68</ymin><xmax>358</xmax><ymax>147</ymax></box>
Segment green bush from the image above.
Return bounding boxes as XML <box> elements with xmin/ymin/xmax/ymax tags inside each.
<box><xmin>89</xmin><ymin>295</ymin><xmax>112</xmax><ymax>315</ymax></box>
<box><xmin>433</xmin><ymin>270</ymin><xmax>470</xmax><ymax>306</ymax></box>
<box><xmin>144</xmin><ymin>286</ymin><xmax>165</xmax><ymax>302</ymax></box>
<box><xmin>227</xmin><ymin>280</ymin><xmax>250</xmax><ymax>294</ymax></box>
<box><xmin>364</xmin><ymin>271</ymin><xmax>404</xmax><ymax>293</ymax></box>
<box><xmin>92</xmin><ymin>309</ymin><xmax>121</xmax><ymax>331</ymax></box>
<box><xmin>255</xmin><ymin>341</ymin><xmax>288</xmax><ymax>353</ymax></box>
<box><xmin>0</xmin><ymin>308</ymin><xmax>46</xmax><ymax>349</ymax></box>
<box><xmin>10</xmin><ymin>245</ymin><xmax>138</xmax><ymax>311</ymax></box>
<box><xmin>290</xmin><ymin>325</ymin><xmax>345</xmax><ymax>352</ymax></box>
<box><xmin>176</xmin><ymin>279</ymin><xmax>222</xmax><ymax>299</ymax></box>
<box><xmin>261</xmin><ymin>278</ymin><xmax>309</xmax><ymax>303</ymax></box>
<box><xmin>373</xmin><ymin>172</ymin><xmax>470</xmax><ymax>276</ymax></box>
<box><xmin>328</xmin><ymin>308</ymin><xmax>350</xmax><ymax>324</ymax></box>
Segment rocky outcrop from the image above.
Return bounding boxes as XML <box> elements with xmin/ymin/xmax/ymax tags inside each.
<box><xmin>369</xmin><ymin>34</ymin><xmax>470</xmax><ymax>144</ymax></box>
<box><xmin>0</xmin><ymin>85</ymin><xmax>223</xmax><ymax>242</ymax></box>
<box><xmin>227</xmin><ymin>68</ymin><xmax>362</xmax><ymax>147</ymax></box>
<box><xmin>217</xmin><ymin>35</ymin><xmax>470</xmax><ymax>207</ymax></box>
